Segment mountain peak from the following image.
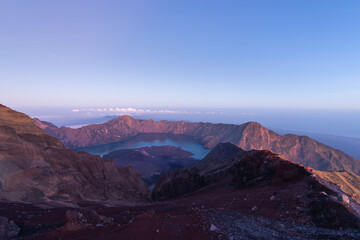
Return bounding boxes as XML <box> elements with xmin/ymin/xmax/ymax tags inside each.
<box><xmin>243</xmin><ymin>121</ymin><xmax>265</xmax><ymax>130</ymax></box>
<box><xmin>119</xmin><ymin>115</ymin><xmax>133</xmax><ymax>119</ymax></box>
<box><xmin>0</xmin><ymin>104</ymin><xmax>45</xmax><ymax>135</ymax></box>
<box><xmin>33</xmin><ymin>118</ymin><xmax>58</xmax><ymax>130</ymax></box>
<box><xmin>195</xmin><ymin>142</ymin><xmax>244</xmax><ymax>173</ymax></box>
<box><xmin>206</xmin><ymin>142</ymin><xmax>242</xmax><ymax>157</ymax></box>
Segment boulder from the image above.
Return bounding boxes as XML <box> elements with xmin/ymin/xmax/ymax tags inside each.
<box><xmin>62</xmin><ymin>209</ymin><xmax>114</xmax><ymax>231</ymax></box>
<box><xmin>0</xmin><ymin>217</ymin><xmax>20</xmax><ymax>239</ymax></box>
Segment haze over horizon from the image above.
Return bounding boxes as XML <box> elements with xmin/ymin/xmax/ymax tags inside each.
<box><xmin>1</xmin><ymin>0</ymin><xmax>360</xmax><ymax>108</ymax></box>
<box><xmin>1</xmin><ymin>1</ymin><xmax>360</xmax><ymax>137</ymax></box>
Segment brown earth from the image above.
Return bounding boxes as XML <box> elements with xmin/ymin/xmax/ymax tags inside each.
<box><xmin>153</xmin><ymin>143</ymin><xmax>360</xmax><ymax>229</ymax></box>
<box><xmin>1</xmin><ymin>162</ymin><xmax>360</xmax><ymax>239</ymax></box>
<box><xmin>0</xmin><ymin>104</ymin><xmax>150</xmax><ymax>205</ymax></box>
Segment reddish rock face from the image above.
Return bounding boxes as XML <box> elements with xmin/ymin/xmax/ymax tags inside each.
<box><xmin>152</xmin><ymin>143</ymin><xmax>360</xmax><ymax>229</ymax></box>
<box><xmin>0</xmin><ymin>140</ymin><xmax>359</xmax><ymax>238</ymax></box>
<box><xmin>35</xmin><ymin>115</ymin><xmax>360</xmax><ymax>175</ymax></box>
<box><xmin>0</xmin><ymin>105</ymin><xmax>150</xmax><ymax>205</ymax></box>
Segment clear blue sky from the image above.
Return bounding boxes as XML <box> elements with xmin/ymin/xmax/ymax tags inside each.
<box><xmin>1</xmin><ymin>0</ymin><xmax>360</xmax><ymax>109</ymax></box>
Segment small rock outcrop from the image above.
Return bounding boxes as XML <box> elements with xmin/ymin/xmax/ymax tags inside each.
<box><xmin>62</xmin><ymin>209</ymin><xmax>114</xmax><ymax>231</ymax></box>
<box><xmin>0</xmin><ymin>216</ymin><xmax>20</xmax><ymax>239</ymax></box>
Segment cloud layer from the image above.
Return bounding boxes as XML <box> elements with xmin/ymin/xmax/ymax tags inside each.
<box><xmin>71</xmin><ymin>107</ymin><xmax>201</xmax><ymax>115</ymax></box>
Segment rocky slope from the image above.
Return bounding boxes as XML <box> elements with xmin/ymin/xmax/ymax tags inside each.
<box><xmin>35</xmin><ymin>115</ymin><xmax>360</xmax><ymax>175</ymax></box>
<box><xmin>314</xmin><ymin>170</ymin><xmax>360</xmax><ymax>204</ymax></box>
<box><xmin>33</xmin><ymin>118</ymin><xmax>58</xmax><ymax>130</ymax></box>
<box><xmin>103</xmin><ymin>145</ymin><xmax>197</xmax><ymax>185</ymax></box>
<box><xmin>152</xmin><ymin>143</ymin><xmax>360</xmax><ymax>229</ymax></box>
<box><xmin>0</xmin><ymin>105</ymin><xmax>150</xmax><ymax>205</ymax></box>
<box><xmin>1</xmin><ymin>141</ymin><xmax>359</xmax><ymax>239</ymax></box>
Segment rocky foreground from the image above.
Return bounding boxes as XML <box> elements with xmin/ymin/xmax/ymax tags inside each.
<box><xmin>1</xmin><ymin>165</ymin><xmax>360</xmax><ymax>239</ymax></box>
<box><xmin>0</xmin><ymin>143</ymin><xmax>359</xmax><ymax>239</ymax></box>
<box><xmin>153</xmin><ymin>143</ymin><xmax>360</xmax><ymax>229</ymax></box>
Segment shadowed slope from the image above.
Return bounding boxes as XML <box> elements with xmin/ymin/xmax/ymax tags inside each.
<box><xmin>103</xmin><ymin>145</ymin><xmax>197</xmax><ymax>184</ymax></box>
<box><xmin>152</xmin><ymin>143</ymin><xmax>360</xmax><ymax>229</ymax></box>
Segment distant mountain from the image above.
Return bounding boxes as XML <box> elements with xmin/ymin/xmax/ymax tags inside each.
<box><xmin>152</xmin><ymin>143</ymin><xmax>360</xmax><ymax>229</ymax></box>
<box><xmin>62</xmin><ymin>115</ymin><xmax>120</xmax><ymax>128</ymax></box>
<box><xmin>103</xmin><ymin>145</ymin><xmax>197</xmax><ymax>185</ymax></box>
<box><xmin>275</xmin><ymin>128</ymin><xmax>360</xmax><ymax>159</ymax></box>
<box><xmin>35</xmin><ymin>115</ymin><xmax>360</xmax><ymax>175</ymax></box>
<box><xmin>0</xmin><ymin>105</ymin><xmax>150</xmax><ymax>205</ymax></box>
<box><xmin>33</xmin><ymin>118</ymin><xmax>58</xmax><ymax>129</ymax></box>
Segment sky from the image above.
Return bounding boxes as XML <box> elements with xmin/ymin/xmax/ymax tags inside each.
<box><xmin>1</xmin><ymin>1</ymin><xmax>360</xmax><ymax>137</ymax></box>
<box><xmin>1</xmin><ymin>0</ymin><xmax>359</xmax><ymax>109</ymax></box>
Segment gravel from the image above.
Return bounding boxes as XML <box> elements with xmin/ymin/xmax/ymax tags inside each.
<box><xmin>206</xmin><ymin>210</ymin><xmax>360</xmax><ymax>240</ymax></box>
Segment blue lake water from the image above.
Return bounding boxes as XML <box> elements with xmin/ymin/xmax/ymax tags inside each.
<box><xmin>75</xmin><ymin>133</ymin><xmax>211</xmax><ymax>160</ymax></box>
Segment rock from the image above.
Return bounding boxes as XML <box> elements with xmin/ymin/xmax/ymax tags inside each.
<box><xmin>62</xmin><ymin>209</ymin><xmax>114</xmax><ymax>231</ymax></box>
<box><xmin>209</xmin><ymin>224</ymin><xmax>219</xmax><ymax>231</ymax></box>
<box><xmin>342</xmin><ymin>194</ymin><xmax>350</xmax><ymax>205</ymax></box>
<box><xmin>0</xmin><ymin>216</ymin><xmax>20</xmax><ymax>239</ymax></box>
<box><xmin>307</xmin><ymin>192</ymin><xmax>360</xmax><ymax>229</ymax></box>
<box><xmin>0</xmin><ymin>105</ymin><xmax>150</xmax><ymax>205</ymax></box>
<box><xmin>152</xmin><ymin>142</ymin><xmax>360</xmax><ymax>230</ymax></box>
<box><xmin>296</xmin><ymin>206</ymin><xmax>305</xmax><ymax>212</ymax></box>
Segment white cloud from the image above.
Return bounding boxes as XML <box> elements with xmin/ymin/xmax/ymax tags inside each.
<box><xmin>71</xmin><ymin>107</ymin><xmax>202</xmax><ymax>115</ymax></box>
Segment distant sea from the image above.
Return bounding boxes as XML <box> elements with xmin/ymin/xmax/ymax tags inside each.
<box><xmin>19</xmin><ymin>106</ymin><xmax>360</xmax><ymax>158</ymax></box>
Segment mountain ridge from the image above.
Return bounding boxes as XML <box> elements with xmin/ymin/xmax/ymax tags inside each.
<box><xmin>35</xmin><ymin>115</ymin><xmax>360</xmax><ymax>175</ymax></box>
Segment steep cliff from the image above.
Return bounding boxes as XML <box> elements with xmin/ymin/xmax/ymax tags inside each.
<box><xmin>0</xmin><ymin>105</ymin><xmax>150</xmax><ymax>205</ymax></box>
